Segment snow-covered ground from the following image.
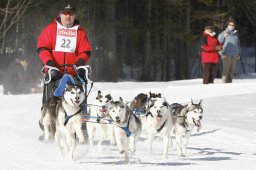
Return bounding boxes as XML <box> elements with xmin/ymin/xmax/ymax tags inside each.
<box><xmin>0</xmin><ymin>77</ymin><xmax>256</xmax><ymax>170</ymax></box>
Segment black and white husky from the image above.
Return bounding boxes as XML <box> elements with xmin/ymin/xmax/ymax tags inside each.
<box><xmin>146</xmin><ymin>97</ymin><xmax>173</xmax><ymax>160</ymax></box>
<box><xmin>108</xmin><ymin>97</ymin><xmax>142</xmax><ymax>164</ymax></box>
<box><xmin>170</xmin><ymin>99</ymin><xmax>203</xmax><ymax>157</ymax></box>
<box><xmin>41</xmin><ymin>83</ymin><xmax>85</xmax><ymax>160</ymax></box>
<box><xmin>86</xmin><ymin>90</ymin><xmax>116</xmax><ymax>151</ymax></box>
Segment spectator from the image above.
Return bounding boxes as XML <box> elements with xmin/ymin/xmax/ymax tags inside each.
<box><xmin>2</xmin><ymin>57</ymin><xmax>29</xmax><ymax>94</ymax></box>
<box><xmin>199</xmin><ymin>22</ymin><xmax>222</xmax><ymax>84</ymax></box>
<box><xmin>218</xmin><ymin>18</ymin><xmax>241</xmax><ymax>83</ymax></box>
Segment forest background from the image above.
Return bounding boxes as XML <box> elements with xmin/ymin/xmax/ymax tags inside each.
<box><xmin>0</xmin><ymin>0</ymin><xmax>256</xmax><ymax>85</ymax></box>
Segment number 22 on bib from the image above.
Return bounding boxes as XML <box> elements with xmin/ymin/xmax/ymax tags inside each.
<box><xmin>55</xmin><ymin>22</ymin><xmax>79</xmax><ymax>53</ymax></box>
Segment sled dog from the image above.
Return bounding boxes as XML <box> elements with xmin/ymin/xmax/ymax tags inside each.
<box><xmin>129</xmin><ymin>93</ymin><xmax>148</xmax><ymax>133</ymax></box>
<box><xmin>146</xmin><ymin>97</ymin><xmax>172</xmax><ymax>160</ymax></box>
<box><xmin>108</xmin><ymin>97</ymin><xmax>142</xmax><ymax>164</ymax></box>
<box><xmin>41</xmin><ymin>83</ymin><xmax>85</xmax><ymax>160</ymax></box>
<box><xmin>86</xmin><ymin>90</ymin><xmax>116</xmax><ymax>151</ymax></box>
<box><xmin>170</xmin><ymin>99</ymin><xmax>203</xmax><ymax>157</ymax></box>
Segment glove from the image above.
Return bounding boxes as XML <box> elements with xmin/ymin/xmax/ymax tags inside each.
<box><xmin>50</xmin><ymin>69</ymin><xmax>61</xmax><ymax>80</ymax></box>
<box><xmin>76</xmin><ymin>67</ymin><xmax>86</xmax><ymax>80</ymax></box>
<box><xmin>215</xmin><ymin>46</ymin><xmax>222</xmax><ymax>51</ymax></box>
<box><xmin>46</xmin><ymin>60</ymin><xmax>56</xmax><ymax>67</ymax></box>
<box><xmin>45</xmin><ymin>60</ymin><xmax>61</xmax><ymax>80</ymax></box>
<box><xmin>76</xmin><ymin>58</ymin><xmax>86</xmax><ymax>67</ymax></box>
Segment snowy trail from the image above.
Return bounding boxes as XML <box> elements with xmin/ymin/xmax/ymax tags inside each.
<box><xmin>0</xmin><ymin>79</ymin><xmax>256</xmax><ymax>170</ymax></box>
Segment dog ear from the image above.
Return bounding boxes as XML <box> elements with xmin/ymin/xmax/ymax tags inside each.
<box><xmin>149</xmin><ymin>100</ymin><xmax>155</xmax><ymax>108</ymax></box>
<box><xmin>149</xmin><ymin>92</ymin><xmax>152</xmax><ymax>98</ymax></box>
<box><xmin>120</xmin><ymin>104</ymin><xmax>125</xmax><ymax>109</ymax></box>
<box><xmin>65</xmin><ymin>81</ymin><xmax>73</xmax><ymax>90</ymax></box>
<box><xmin>199</xmin><ymin>99</ymin><xmax>203</xmax><ymax>106</ymax></box>
<box><xmin>190</xmin><ymin>98</ymin><xmax>194</xmax><ymax>105</ymax></box>
<box><xmin>98</xmin><ymin>90</ymin><xmax>101</xmax><ymax>95</ymax></box>
<box><xmin>119</xmin><ymin>97</ymin><xmax>123</xmax><ymax>102</ymax></box>
<box><xmin>163</xmin><ymin>101</ymin><xmax>168</xmax><ymax>108</ymax></box>
<box><xmin>106</xmin><ymin>94</ymin><xmax>112</xmax><ymax>101</ymax></box>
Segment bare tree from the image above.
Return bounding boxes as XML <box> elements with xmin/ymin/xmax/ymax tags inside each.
<box><xmin>0</xmin><ymin>0</ymin><xmax>41</xmax><ymax>53</ymax></box>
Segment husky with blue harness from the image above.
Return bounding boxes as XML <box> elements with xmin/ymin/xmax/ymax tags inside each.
<box><xmin>39</xmin><ymin>64</ymin><xmax>93</xmax><ymax>160</ymax></box>
<box><xmin>39</xmin><ymin>65</ymin><xmax>93</xmax><ymax>140</ymax></box>
<box><xmin>108</xmin><ymin>97</ymin><xmax>142</xmax><ymax>164</ymax></box>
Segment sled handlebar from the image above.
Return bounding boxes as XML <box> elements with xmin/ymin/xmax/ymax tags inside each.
<box><xmin>41</xmin><ymin>64</ymin><xmax>93</xmax><ymax>84</ymax></box>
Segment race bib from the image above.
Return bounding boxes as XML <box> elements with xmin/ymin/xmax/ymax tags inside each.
<box><xmin>54</xmin><ymin>22</ymin><xmax>79</xmax><ymax>53</ymax></box>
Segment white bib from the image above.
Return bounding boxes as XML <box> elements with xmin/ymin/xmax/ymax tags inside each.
<box><xmin>54</xmin><ymin>22</ymin><xmax>79</xmax><ymax>53</ymax></box>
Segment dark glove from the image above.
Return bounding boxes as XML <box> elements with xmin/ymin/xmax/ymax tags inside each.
<box><xmin>46</xmin><ymin>60</ymin><xmax>56</xmax><ymax>67</ymax></box>
<box><xmin>45</xmin><ymin>60</ymin><xmax>61</xmax><ymax>80</ymax></box>
<box><xmin>50</xmin><ymin>69</ymin><xmax>61</xmax><ymax>80</ymax></box>
<box><xmin>76</xmin><ymin>58</ymin><xmax>86</xmax><ymax>67</ymax></box>
<box><xmin>76</xmin><ymin>68</ymin><xmax>86</xmax><ymax>80</ymax></box>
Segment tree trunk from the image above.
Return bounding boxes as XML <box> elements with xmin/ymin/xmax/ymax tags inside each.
<box><xmin>141</xmin><ymin>0</ymin><xmax>152</xmax><ymax>81</ymax></box>
<box><xmin>103</xmin><ymin>0</ymin><xmax>118</xmax><ymax>81</ymax></box>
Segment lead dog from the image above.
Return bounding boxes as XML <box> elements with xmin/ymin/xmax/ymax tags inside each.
<box><xmin>41</xmin><ymin>83</ymin><xmax>85</xmax><ymax>160</ymax></box>
<box><xmin>146</xmin><ymin>97</ymin><xmax>172</xmax><ymax>160</ymax></box>
<box><xmin>86</xmin><ymin>90</ymin><xmax>116</xmax><ymax>151</ymax></box>
<box><xmin>170</xmin><ymin>99</ymin><xmax>203</xmax><ymax>157</ymax></box>
<box><xmin>108</xmin><ymin>97</ymin><xmax>142</xmax><ymax>164</ymax></box>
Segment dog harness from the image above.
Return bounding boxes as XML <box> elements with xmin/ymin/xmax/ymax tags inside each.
<box><xmin>118</xmin><ymin>113</ymin><xmax>132</xmax><ymax>137</ymax></box>
<box><xmin>64</xmin><ymin>109</ymin><xmax>82</xmax><ymax>126</ymax></box>
<box><xmin>157</xmin><ymin>120</ymin><xmax>167</xmax><ymax>132</ymax></box>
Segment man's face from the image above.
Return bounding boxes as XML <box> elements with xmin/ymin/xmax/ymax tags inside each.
<box><xmin>60</xmin><ymin>11</ymin><xmax>76</xmax><ymax>28</ymax></box>
<box><xmin>228</xmin><ymin>22</ymin><xmax>235</xmax><ymax>31</ymax></box>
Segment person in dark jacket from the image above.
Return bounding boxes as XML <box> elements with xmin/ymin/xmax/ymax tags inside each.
<box><xmin>218</xmin><ymin>18</ymin><xmax>241</xmax><ymax>83</ymax></box>
<box><xmin>2</xmin><ymin>58</ymin><xmax>29</xmax><ymax>95</ymax></box>
<box><xmin>37</xmin><ymin>3</ymin><xmax>92</xmax><ymax>103</ymax></box>
<box><xmin>200</xmin><ymin>22</ymin><xmax>222</xmax><ymax>84</ymax></box>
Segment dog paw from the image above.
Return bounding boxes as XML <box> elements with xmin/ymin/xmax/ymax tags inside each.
<box><xmin>110</xmin><ymin>141</ymin><xmax>116</xmax><ymax>146</ymax></box>
<box><xmin>130</xmin><ymin>148</ymin><xmax>136</xmax><ymax>154</ymax></box>
<box><xmin>79</xmin><ymin>139</ymin><xmax>85</xmax><ymax>144</ymax></box>
<box><xmin>178</xmin><ymin>153</ymin><xmax>187</xmax><ymax>157</ymax></box>
<box><xmin>162</xmin><ymin>155</ymin><xmax>168</xmax><ymax>160</ymax></box>
<box><xmin>178</xmin><ymin>152</ymin><xmax>183</xmax><ymax>157</ymax></box>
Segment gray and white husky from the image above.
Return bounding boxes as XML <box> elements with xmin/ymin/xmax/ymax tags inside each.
<box><xmin>108</xmin><ymin>97</ymin><xmax>142</xmax><ymax>164</ymax></box>
<box><xmin>146</xmin><ymin>97</ymin><xmax>173</xmax><ymax>160</ymax></box>
<box><xmin>86</xmin><ymin>90</ymin><xmax>116</xmax><ymax>151</ymax></box>
<box><xmin>41</xmin><ymin>83</ymin><xmax>85</xmax><ymax>160</ymax></box>
<box><xmin>170</xmin><ymin>99</ymin><xmax>203</xmax><ymax>157</ymax></box>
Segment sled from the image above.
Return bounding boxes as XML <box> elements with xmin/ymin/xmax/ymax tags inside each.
<box><xmin>41</xmin><ymin>64</ymin><xmax>93</xmax><ymax>116</ymax></box>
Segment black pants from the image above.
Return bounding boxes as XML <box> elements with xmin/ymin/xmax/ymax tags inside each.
<box><xmin>202</xmin><ymin>63</ymin><xmax>217</xmax><ymax>84</ymax></box>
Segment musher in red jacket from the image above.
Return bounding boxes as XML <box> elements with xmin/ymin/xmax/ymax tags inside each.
<box><xmin>199</xmin><ymin>22</ymin><xmax>222</xmax><ymax>84</ymax></box>
<box><xmin>37</xmin><ymin>3</ymin><xmax>91</xmax><ymax>103</ymax></box>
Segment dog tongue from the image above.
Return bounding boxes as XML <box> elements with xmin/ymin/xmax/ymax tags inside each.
<box><xmin>157</xmin><ymin>117</ymin><xmax>161</xmax><ymax>122</ymax></box>
<box><xmin>196</xmin><ymin>121</ymin><xmax>202</xmax><ymax>132</ymax></box>
<box><xmin>100</xmin><ymin>108</ymin><xmax>107</xmax><ymax>113</ymax></box>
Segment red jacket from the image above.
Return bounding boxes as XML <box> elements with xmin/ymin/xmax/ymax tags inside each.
<box><xmin>201</xmin><ymin>32</ymin><xmax>221</xmax><ymax>64</ymax></box>
<box><xmin>37</xmin><ymin>18</ymin><xmax>91</xmax><ymax>75</ymax></box>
